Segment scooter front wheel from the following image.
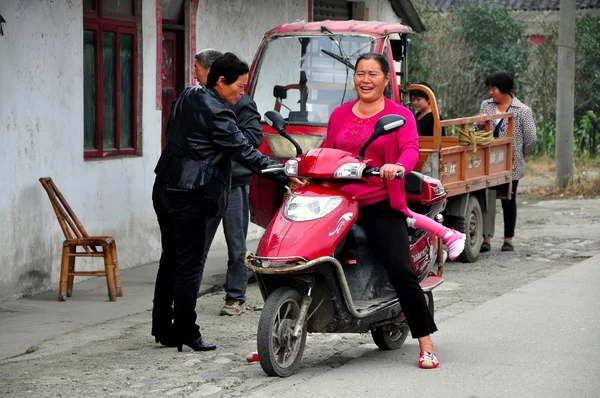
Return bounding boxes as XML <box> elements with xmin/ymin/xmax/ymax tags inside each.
<box><xmin>257</xmin><ymin>287</ymin><xmax>307</xmax><ymax>377</ymax></box>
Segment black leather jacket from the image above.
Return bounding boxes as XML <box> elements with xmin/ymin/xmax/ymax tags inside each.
<box><xmin>154</xmin><ymin>86</ymin><xmax>286</xmax><ymax>213</ymax></box>
<box><xmin>230</xmin><ymin>93</ymin><xmax>263</xmax><ymax>186</ymax></box>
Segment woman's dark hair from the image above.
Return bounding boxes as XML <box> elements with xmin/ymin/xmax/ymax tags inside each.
<box><xmin>484</xmin><ymin>70</ymin><xmax>514</xmax><ymax>94</ymax></box>
<box><xmin>411</xmin><ymin>81</ymin><xmax>433</xmax><ymax>101</ymax></box>
<box><xmin>206</xmin><ymin>52</ymin><xmax>249</xmax><ymax>88</ymax></box>
<box><xmin>354</xmin><ymin>52</ymin><xmax>391</xmax><ymax>75</ymax></box>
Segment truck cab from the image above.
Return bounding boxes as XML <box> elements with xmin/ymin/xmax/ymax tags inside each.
<box><xmin>247</xmin><ymin>20</ymin><xmax>411</xmax><ymax>225</ymax></box>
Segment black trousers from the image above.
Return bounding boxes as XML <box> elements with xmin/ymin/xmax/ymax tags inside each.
<box><xmin>501</xmin><ymin>180</ymin><xmax>519</xmax><ymax>239</ymax></box>
<box><xmin>151</xmin><ymin>179</ymin><xmax>215</xmax><ymax>340</ymax></box>
<box><xmin>357</xmin><ymin>200</ymin><xmax>437</xmax><ymax>339</ymax></box>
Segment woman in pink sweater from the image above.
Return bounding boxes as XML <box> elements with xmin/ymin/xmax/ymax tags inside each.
<box><xmin>325</xmin><ymin>53</ymin><xmax>464</xmax><ymax>369</ymax></box>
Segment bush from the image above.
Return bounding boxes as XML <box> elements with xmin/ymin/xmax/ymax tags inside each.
<box><xmin>410</xmin><ymin>1</ymin><xmax>600</xmax><ymax>159</ymax></box>
<box><xmin>410</xmin><ymin>1</ymin><xmax>530</xmax><ymax>118</ymax></box>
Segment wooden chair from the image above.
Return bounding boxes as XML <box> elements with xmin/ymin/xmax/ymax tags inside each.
<box><xmin>39</xmin><ymin>177</ymin><xmax>122</xmax><ymax>302</ymax></box>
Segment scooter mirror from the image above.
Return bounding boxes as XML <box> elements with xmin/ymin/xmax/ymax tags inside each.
<box><xmin>374</xmin><ymin>115</ymin><xmax>406</xmax><ymax>137</ymax></box>
<box><xmin>357</xmin><ymin>115</ymin><xmax>406</xmax><ymax>160</ymax></box>
<box><xmin>264</xmin><ymin>110</ymin><xmax>303</xmax><ymax>156</ymax></box>
<box><xmin>264</xmin><ymin>110</ymin><xmax>286</xmax><ymax>133</ymax></box>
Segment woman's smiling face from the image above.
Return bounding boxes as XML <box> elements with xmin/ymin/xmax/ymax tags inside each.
<box><xmin>353</xmin><ymin>58</ymin><xmax>390</xmax><ymax>103</ymax></box>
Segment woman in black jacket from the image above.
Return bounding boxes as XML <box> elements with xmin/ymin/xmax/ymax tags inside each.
<box><xmin>151</xmin><ymin>53</ymin><xmax>300</xmax><ymax>352</ymax></box>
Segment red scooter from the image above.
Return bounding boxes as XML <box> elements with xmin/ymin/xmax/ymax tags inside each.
<box><xmin>246</xmin><ymin>111</ymin><xmax>447</xmax><ymax>377</ymax></box>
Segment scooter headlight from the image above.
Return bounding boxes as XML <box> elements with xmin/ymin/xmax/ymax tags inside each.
<box><xmin>284</xmin><ymin>195</ymin><xmax>343</xmax><ymax>221</ymax></box>
<box><xmin>334</xmin><ymin>163</ymin><xmax>366</xmax><ymax>179</ymax></box>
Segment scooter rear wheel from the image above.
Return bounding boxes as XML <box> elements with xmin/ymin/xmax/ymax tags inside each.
<box><xmin>257</xmin><ymin>287</ymin><xmax>307</xmax><ymax>377</ymax></box>
<box><xmin>371</xmin><ymin>322</ymin><xmax>410</xmax><ymax>350</ymax></box>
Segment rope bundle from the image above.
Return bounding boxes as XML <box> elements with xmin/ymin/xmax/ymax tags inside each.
<box><xmin>457</xmin><ymin>128</ymin><xmax>494</xmax><ymax>152</ymax></box>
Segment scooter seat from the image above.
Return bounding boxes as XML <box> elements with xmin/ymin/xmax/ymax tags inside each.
<box><xmin>405</xmin><ymin>172</ymin><xmax>446</xmax><ymax>206</ymax></box>
<box><xmin>405</xmin><ymin>171</ymin><xmax>423</xmax><ymax>195</ymax></box>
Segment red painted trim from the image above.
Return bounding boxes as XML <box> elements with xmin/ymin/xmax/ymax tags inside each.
<box><xmin>307</xmin><ymin>0</ymin><xmax>313</xmax><ymax>22</ymax></box>
<box><xmin>132</xmin><ymin>25</ymin><xmax>138</xmax><ymax>153</ymax></box>
<box><xmin>529</xmin><ymin>35</ymin><xmax>546</xmax><ymax>45</ymax></box>
<box><xmin>115</xmin><ymin>31</ymin><xmax>121</xmax><ymax>151</ymax></box>
<box><xmin>96</xmin><ymin>24</ymin><xmax>104</xmax><ymax>154</ymax></box>
<box><xmin>84</xmin><ymin>1</ymin><xmax>139</xmax><ymax>158</ymax></box>
<box><xmin>190</xmin><ymin>0</ymin><xmax>199</xmax><ymax>86</ymax></box>
<box><xmin>156</xmin><ymin>0</ymin><xmax>163</xmax><ymax>110</ymax></box>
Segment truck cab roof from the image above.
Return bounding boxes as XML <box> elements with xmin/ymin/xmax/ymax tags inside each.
<box><xmin>265</xmin><ymin>20</ymin><xmax>414</xmax><ymax>37</ymax></box>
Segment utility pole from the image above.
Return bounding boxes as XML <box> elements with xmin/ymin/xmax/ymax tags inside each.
<box><xmin>555</xmin><ymin>0</ymin><xmax>576</xmax><ymax>188</ymax></box>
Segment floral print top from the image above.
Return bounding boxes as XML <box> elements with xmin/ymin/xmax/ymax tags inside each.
<box><xmin>479</xmin><ymin>96</ymin><xmax>538</xmax><ymax>180</ymax></box>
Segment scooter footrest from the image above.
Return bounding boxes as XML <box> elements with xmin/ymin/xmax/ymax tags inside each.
<box><xmin>420</xmin><ymin>276</ymin><xmax>443</xmax><ymax>292</ymax></box>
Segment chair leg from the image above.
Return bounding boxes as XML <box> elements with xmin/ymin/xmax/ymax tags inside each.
<box><xmin>66</xmin><ymin>247</ymin><xmax>76</xmax><ymax>297</ymax></box>
<box><xmin>103</xmin><ymin>247</ymin><xmax>117</xmax><ymax>302</ymax></box>
<box><xmin>59</xmin><ymin>244</ymin><xmax>71</xmax><ymax>302</ymax></box>
<box><xmin>111</xmin><ymin>241</ymin><xmax>123</xmax><ymax>297</ymax></box>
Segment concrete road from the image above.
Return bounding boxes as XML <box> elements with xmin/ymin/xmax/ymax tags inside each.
<box><xmin>248</xmin><ymin>254</ymin><xmax>600</xmax><ymax>398</ymax></box>
<box><xmin>1</xmin><ymin>197</ymin><xmax>599</xmax><ymax>398</ymax></box>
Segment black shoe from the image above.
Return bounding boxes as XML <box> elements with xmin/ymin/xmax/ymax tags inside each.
<box><xmin>154</xmin><ymin>334</ymin><xmax>177</xmax><ymax>347</ymax></box>
<box><xmin>480</xmin><ymin>242</ymin><xmax>491</xmax><ymax>252</ymax></box>
<box><xmin>501</xmin><ymin>242</ymin><xmax>514</xmax><ymax>252</ymax></box>
<box><xmin>177</xmin><ymin>336</ymin><xmax>217</xmax><ymax>352</ymax></box>
<box><xmin>152</xmin><ymin>324</ymin><xmax>177</xmax><ymax>347</ymax></box>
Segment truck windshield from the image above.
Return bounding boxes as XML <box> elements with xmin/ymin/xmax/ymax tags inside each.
<box><xmin>251</xmin><ymin>35</ymin><xmax>375</xmax><ymax>125</ymax></box>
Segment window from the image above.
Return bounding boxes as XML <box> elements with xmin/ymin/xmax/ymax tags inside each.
<box><xmin>84</xmin><ymin>0</ymin><xmax>138</xmax><ymax>157</ymax></box>
<box><xmin>251</xmin><ymin>35</ymin><xmax>374</xmax><ymax>125</ymax></box>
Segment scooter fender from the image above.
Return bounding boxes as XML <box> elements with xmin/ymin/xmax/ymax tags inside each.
<box><xmin>256</xmin><ymin>185</ymin><xmax>358</xmax><ymax>260</ymax></box>
<box><xmin>410</xmin><ymin>232</ymin><xmax>438</xmax><ymax>278</ymax></box>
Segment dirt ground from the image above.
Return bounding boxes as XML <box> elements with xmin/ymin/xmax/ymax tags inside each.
<box><xmin>1</xmin><ymin>177</ymin><xmax>599</xmax><ymax>398</ymax></box>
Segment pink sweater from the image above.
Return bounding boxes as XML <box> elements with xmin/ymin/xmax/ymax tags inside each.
<box><xmin>325</xmin><ymin>98</ymin><xmax>419</xmax><ymax>216</ymax></box>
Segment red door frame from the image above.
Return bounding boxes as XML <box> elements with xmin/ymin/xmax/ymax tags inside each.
<box><xmin>160</xmin><ymin>28</ymin><xmax>185</xmax><ymax>149</ymax></box>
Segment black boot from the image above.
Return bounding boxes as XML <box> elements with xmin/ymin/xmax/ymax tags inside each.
<box><xmin>177</xmin><ymin>336</ymin><xmax>217</xmax><ymax>352</ymax></box>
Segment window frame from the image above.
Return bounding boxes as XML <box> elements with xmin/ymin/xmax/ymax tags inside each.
<box><xmin>84</xmin><ymin>0</ymin><xmax>138</xmax><ymax>158</ymax></box>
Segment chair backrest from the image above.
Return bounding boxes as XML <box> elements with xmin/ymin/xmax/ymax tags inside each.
<box><xmin>39</xmin><ymin>177</ymin><xmax>92</xmax><ymax>248</ymax></box>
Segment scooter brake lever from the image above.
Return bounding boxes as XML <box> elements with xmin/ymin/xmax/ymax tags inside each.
<box><xmin>262</xmin><ymin>167</ymin><xmax>284</xmax><ymax>174</ymax></box>
<box><xmin>366</xmin><ymin>169</ymin><xmax>404</xmax><ymax>178</ymax></box>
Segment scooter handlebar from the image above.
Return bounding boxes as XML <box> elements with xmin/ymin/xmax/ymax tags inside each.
<box><xmin>364</xmin><ymin>167</ymin><xmax>404</xmax><ymax>179</ymax></box>
<box><xmin>262</xmin><ymin>165</ymin><xmax>284</xmax><ymax>174</ymax></box>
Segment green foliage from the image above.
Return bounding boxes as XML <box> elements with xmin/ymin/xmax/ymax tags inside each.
<box><xmin>409</xmin><ymin>2</ymin><xmax>482</xmax><ymax>118</ymax></box>
<box><xmin>523</xmin><ymin>23</ymin><xmax>558</xmax><ymax>124</ymax></box>
<box><xmin>409</xmin><ymin>1</ymin><xmax>530</xmax><ymax>118</ymax></box>
<box><xmin>453</xmin><ymin>1</ymin><xmax>530</xmax><ymax>91</ymax></box>
<box><xmin>575</xmin><ymin>16</ymin><xmax>600</xmax><ymax>121</ymax></box>
<box><xmin>532</xmin><ymin>120</ymin><xmax>556</xmax><ymax>157</ymax></box>
<box><xmin>409</xmin><ymin>2</ymin><xmax>599</xmax><ymax>158</ymax></box>
<box><xmin>574</xmin><ymin>111</ymin><xmax>599</xmax><ymax>158</ymax></box>
<box><xmin>532</xmin><ymin>111</ymin><xmax>599</xmax><ymax>158</ymax></box>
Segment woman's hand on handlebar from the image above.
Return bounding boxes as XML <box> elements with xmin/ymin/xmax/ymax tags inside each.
<box><xmin>379</xmin><ymin>163</ymin><xmax>405</xmax><ymax>180</ymax></box>
<box><xmin>289</xmin><ymin>177</ymin><xmax>308</xmax><ymax>187</ymax></box>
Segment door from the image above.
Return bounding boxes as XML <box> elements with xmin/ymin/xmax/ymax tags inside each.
<box><xmin>161</xmin><ymin>30</ymin><xmax>184</xmax><ymax>149</ymax></box>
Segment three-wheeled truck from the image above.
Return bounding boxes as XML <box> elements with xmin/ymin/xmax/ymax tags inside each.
<box><xmin>246</xmin><ymin>20</ymin><xmax>514</xmax><ymax>262</ymax></box>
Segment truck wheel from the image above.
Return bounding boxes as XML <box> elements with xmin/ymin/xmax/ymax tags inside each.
<box><xmin>257</xmin><ymin>287</ymin><xmax>307</xmax><ymax>377</ymax></box>
<box><xmin>457</xmin><ymin>196</ymin><xmax>483</xmax><ymax>263</ymax></box>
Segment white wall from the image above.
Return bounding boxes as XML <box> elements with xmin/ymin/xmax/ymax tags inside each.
<box><xmin>195</xmin><ymin>0</ymin><xmax>309</xmax><ymax>68</ymax></box>
<box><xmin>363</xmin><ymin>0</ymin><xmax>402</xmax><ymax>22</ymax></box>
<box><xmin>0</xmin><ymin>0</ymin><xmax>162</xmax><ymax>301</ymax></box>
